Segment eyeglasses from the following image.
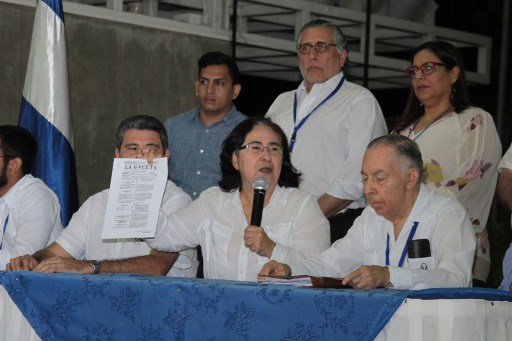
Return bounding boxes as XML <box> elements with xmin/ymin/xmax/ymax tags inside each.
<box><xmin>297</xmin><ymin>42</ymin><xmax>337</xmax><ymax>54</ymax></box>
<box><xmin>122</xmin><ymin>145</ymin><xmax>162</xmax><ymax>157</ymax></box>
<box><xmin>405</xmin><ymin>62</ymin><xmax>445</xmax><ymax>78</ymax></box>
<box><xmin>0</xmin><ymin>155</ymin><xmax>12</xmax><ymax>158</ymax></box>
<box><xmin>237</xmin><ymin>142</ymin><xmax>283</xmax><ymax>157</ymax></box>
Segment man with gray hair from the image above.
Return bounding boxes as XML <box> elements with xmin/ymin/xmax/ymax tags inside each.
<box><xmin>259</xmin><ymin>135</ymin><xmax>475</xmax><ymax>290</ymax></box>
<box><xmin>266</xmin><ymin>19</ymin><xmax>387</xmax><ymax>243</ymax></box>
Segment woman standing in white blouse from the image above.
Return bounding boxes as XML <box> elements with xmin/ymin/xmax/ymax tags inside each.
<box><xmin>148</xmin><ymin>117</ymin><xmax>330</xmax><ymax>281</ymax></box>
<box><xmin>394</xmin><ymin>41</ymin><xmax>502</xmax><ymax>286</ymax></box>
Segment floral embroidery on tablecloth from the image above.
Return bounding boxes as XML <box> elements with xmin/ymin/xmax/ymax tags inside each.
<box><xmin>83</xmin><ymin>276</ymin><xmax>110</xmax><ymax>299</ymax></box>
<box><xmin>52</xmin><ymin>290</ymin><xmax>85</xmax><ymax>331</ymax></box>
<box><xmin>109</xmin><ymin>286</ymin><xmax>138</xmax><ymax>323</ymax></box>
<box><xmin>83</xmin><ymin>322</ymin><xmax>115</xmax><ymax>341</ymax></box>
<box><xmin>192</xmin><ymin>282</ymin><xmax>225</xmax><ymax>314</ymax></box>
<box><xmin>163</xmin><ymin>302</ymin><xmax>192</xmax><ymax>340</ymax></box>
<box><xmin>257</xmin><ymin>286</ymin><xmax>292</xmax><ymax>305</ymax></box>
<box><xmin>283</xmin><ymin>323</ymin><xmax>319</xmax><ymax>341</ymax></box>
<box><xmin>315</xmin><ymin>291</ymin><xmax>356</xmax><ymax>335</ymax></box>
<box><xmin>223</xmin><ymin>301</ymin><xmax>255</xmax><ymax>340</ymax></box>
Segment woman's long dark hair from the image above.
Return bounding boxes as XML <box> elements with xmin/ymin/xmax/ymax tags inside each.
<box><xmin>218</xmin><ymin>117</ymin><xmax>301</xmax><ymax>192</ymax></box>
<box><xmin>393</xmin><ymin>41</ymin><xmax>472</xmax><ymax>133</ymax></box>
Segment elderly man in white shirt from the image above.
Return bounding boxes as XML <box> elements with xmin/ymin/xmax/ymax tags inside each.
<box><xmin>0</xmin><ymin>125</ymin><xmax>62</xmax><ymax>270</ymax></box>
<box><xmin>266</xmin><ymin>19</ymin><xmax>387</xmax><ymax>243</ymax></box>
<box><xmin>259</xmin><ymin>134</ymin><xmax>475</xmax><ymax>290</ymax></box>
<box><xmin>8</xmin><ymin>115</ymin><xmax>196</xmax><ymax>277</ymax></box>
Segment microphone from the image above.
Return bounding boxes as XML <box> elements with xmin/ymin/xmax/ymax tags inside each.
<box><xmin>250</xmin><ymin>176</ymin><xmax>269</xmax><ymax>226</ymax></box>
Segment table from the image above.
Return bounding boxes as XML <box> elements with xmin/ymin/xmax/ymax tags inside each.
<box><xmin>1</xmin><ymin>271</ymin><xmax>511</xmax><ymax>340</ymax></box>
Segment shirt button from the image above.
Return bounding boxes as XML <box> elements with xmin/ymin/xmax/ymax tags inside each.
<box><xmin>192</xmin><ymin>192</ymin><xmax>197</xmax><ymax>196</ymax></box>
<box><xmin>197</xmin><ymin>171</ymin><xmax>201</xmax><ymax>175</ymax></box>
<box><xmin>205</xmin><ymin>129</ymin><xmax>209</xmax><ymax>133</ymax></box>
<box><xmin>200</xmin><ymin>149</ymin><xmax>204</xmax><ymax>154</ymax></box>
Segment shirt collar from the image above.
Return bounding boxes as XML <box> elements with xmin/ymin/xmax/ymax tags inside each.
<box><xmin>192</xmin><ymin>105</ymin><xmax>240</xmax><ymax>126</ymax></box>
<box><xmin>403</xmin><ymin>184</ymin><xmax>430</xmax><ymax>225</ymax></box>
<box><xmin>1</xmin><ymin>174</ymin><xmax>30</xmax><ymax>210</ymax></box>
<box><xmin>223</xmin><ymin>105</ymin><xmax>241</xmax><ymax>123</ymax></box>
<box><xmin>298</xmin><ymin>71</ymin><xmax>344</xmax><ymax>96</ymax></box>
<box><xmin>267</xmin><ymin>186</ymin><xmax>287</xmax><ymax>207</ymax></box>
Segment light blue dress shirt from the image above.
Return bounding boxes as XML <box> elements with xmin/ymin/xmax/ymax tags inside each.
<box><xmin>499</xmin><ymin>243</ymin><xmax>512</xmax><ymax>291</ymax></box>
<box><xmin>164</xmin><ymin>106</ymin><xmax>246</xmax><ymax>199</ymax></box>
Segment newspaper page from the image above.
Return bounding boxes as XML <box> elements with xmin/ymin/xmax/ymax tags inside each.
<box><xmin>102</xmin><ymin>158</ymin><xmax>167</xmax><ymax>239</ymax></box>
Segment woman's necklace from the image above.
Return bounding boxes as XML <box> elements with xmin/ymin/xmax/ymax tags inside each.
<box><xmin>408</xmin><ymin>105</ymin><xmax>453</xmax><ymax>141</ymax></box>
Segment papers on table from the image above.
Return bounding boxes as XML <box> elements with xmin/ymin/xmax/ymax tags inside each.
<box><xmin>259</xmin><ymin>275</ymin><xmax>313</xmax><ymax>286</ymax></box>
<box><xmin>259</xmin><ymin>275</ymin><xmax>350</xmax><ymax>288</ymax></box>
<box><xmin>102</xmin><ymin>158</ymin><xmax>167</xmax><ymax>240</ymax></box>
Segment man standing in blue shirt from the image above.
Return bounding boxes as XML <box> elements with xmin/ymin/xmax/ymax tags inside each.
<box><xmin>165</xmin><ymin>52</ymin><xmax>246</xmax><ymax>277</ymax></box>
<box><xmin>165</xmin><ymin>51</ymin><xmax>246</xmax><ymax>200</ymax></box>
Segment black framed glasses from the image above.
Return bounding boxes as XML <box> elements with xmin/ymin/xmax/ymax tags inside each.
<box><xmin>297</xmin><ymin>42</ymin><xmax>337</xmax><ymax>54</ymax></box>
<box><xmin>405</xmin><ymin>62</ymin><xmax>445</xmax><ymax>78</ymax></box>
<box><xmin>122</xmin><ymin>145</ymin><xmax>162</xmax><ymax>157</ymax></box>
<box><xmin>237</xmin><ymin>142</ymin><xmax>283</xmax><ymax>157</ymax></box>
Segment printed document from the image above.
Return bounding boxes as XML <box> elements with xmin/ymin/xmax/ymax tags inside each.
<box><xmin>102</xmin><ymin>158</ymin><xmax>167</xmax><ymax>239</ymax></box>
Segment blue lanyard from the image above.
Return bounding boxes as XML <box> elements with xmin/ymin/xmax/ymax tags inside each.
<box><xmin>385</xmin><ymin>221</ymin><xmax>419</xmax><ymax>267</ymax></box>
<box><xmin>289</xmin><ymin>75</ymin><xmax>345</xmax><ymax>152</ymax></box>
<box><xmin>0</xmin><ymin>214</ymin><xmax>8</xmax><ymax>250</ymax></box>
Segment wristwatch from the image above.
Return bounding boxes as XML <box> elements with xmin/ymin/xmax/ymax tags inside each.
<box><xmin>90</xmin><ymin>260</ymin><xmax>101</xmax><ymax>274</ymax></box>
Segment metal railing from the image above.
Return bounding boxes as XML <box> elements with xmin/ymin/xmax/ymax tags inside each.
<box><xmin>7</xmin><ymin>0</ymin><xmax>492</xmax><ymax>89</ymax></box>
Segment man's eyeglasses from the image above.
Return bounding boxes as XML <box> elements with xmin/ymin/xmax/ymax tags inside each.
<box><xmin>297</xmin><ymin>42</ymin><xmax>337</xmax><ymax>54</ymax></box>
<box><xmin>0</xmin><ymin>155</ymin><xmax>12</xmax><ymax>158</ymax></box>
<box><xmin>405</xmin><ymin>62</ymin><xmax>445</xmax><ymax>78</ymax></box>
<box><xmin>123</xmin><ymin>146</ymin><xmax>162</xmax><ymax>157</ymax></box>
<box><xmin>237</xmin><ymin>142</ymin><xmax>283</xmax><ymax>157</ymax></box>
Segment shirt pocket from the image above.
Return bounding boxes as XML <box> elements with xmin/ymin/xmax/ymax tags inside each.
<box><xmin>260</xmin><ymin>223</ymin><xmax>293</xmax><ymax>264</ymax></box>
<box><xmin>265</xmin><ymin>222</ymin><xmax>293</xmax><ymax>245</ymax></box>
<box><xmin>202</xmin><ymin>221</ymin><xmax>234</xmax><ymax>274</ymax></box>
<box><xmin>362</xmin><ymin>249</ymin><xmax>379</xmax><ymax>265</ymax></box>
<box><xmin>407</xmin><ymin>256</ymin><xmax>435</xmax><ymax>270</ymax></box>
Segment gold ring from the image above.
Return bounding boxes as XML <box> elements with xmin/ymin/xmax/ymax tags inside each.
<box><xmin>53</xmin><ymin>263</ymin><xmax>57</xmax><ymax>271</ymax></box>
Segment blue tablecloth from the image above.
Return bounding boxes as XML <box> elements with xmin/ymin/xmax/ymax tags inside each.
<box><xmin>1</xmin><ymin>271</ymin><xmax>511</xmax><ymax>341</ymax></box>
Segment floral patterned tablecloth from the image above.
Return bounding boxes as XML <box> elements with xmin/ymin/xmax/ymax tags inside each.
<box><xmin>1</xmin><ymin>271</ymin><xmax>511</xmax><ymax>341</ymax></box>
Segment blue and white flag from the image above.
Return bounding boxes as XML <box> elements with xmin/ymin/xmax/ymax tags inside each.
<box><xmin>19</xmin><ymin>0</ymin><xmax>78</xmax><ymax>226</ymax></box>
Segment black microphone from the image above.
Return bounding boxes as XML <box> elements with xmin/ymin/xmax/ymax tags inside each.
<box><xmin>250</xmin><ymin>176</ymin><xmax>268</xmax><ymax>226</ymax></box>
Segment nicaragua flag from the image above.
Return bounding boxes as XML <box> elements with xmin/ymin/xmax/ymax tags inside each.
<box><xmin>18</xmin><ymin>0</ymin><xmax>78</xmax><ymax>226</ymax></box>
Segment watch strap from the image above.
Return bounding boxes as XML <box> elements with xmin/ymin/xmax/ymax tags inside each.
<box><xmin>90</xmin><ymin>260</ymin><xmax>101</xmax><ymax>274</ymax></box>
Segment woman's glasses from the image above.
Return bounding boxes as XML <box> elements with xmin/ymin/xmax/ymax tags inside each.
<box><xmin>405</xmin><ymin>62</ymin><xmax>445</xmax><ymax>78</ymax></box>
